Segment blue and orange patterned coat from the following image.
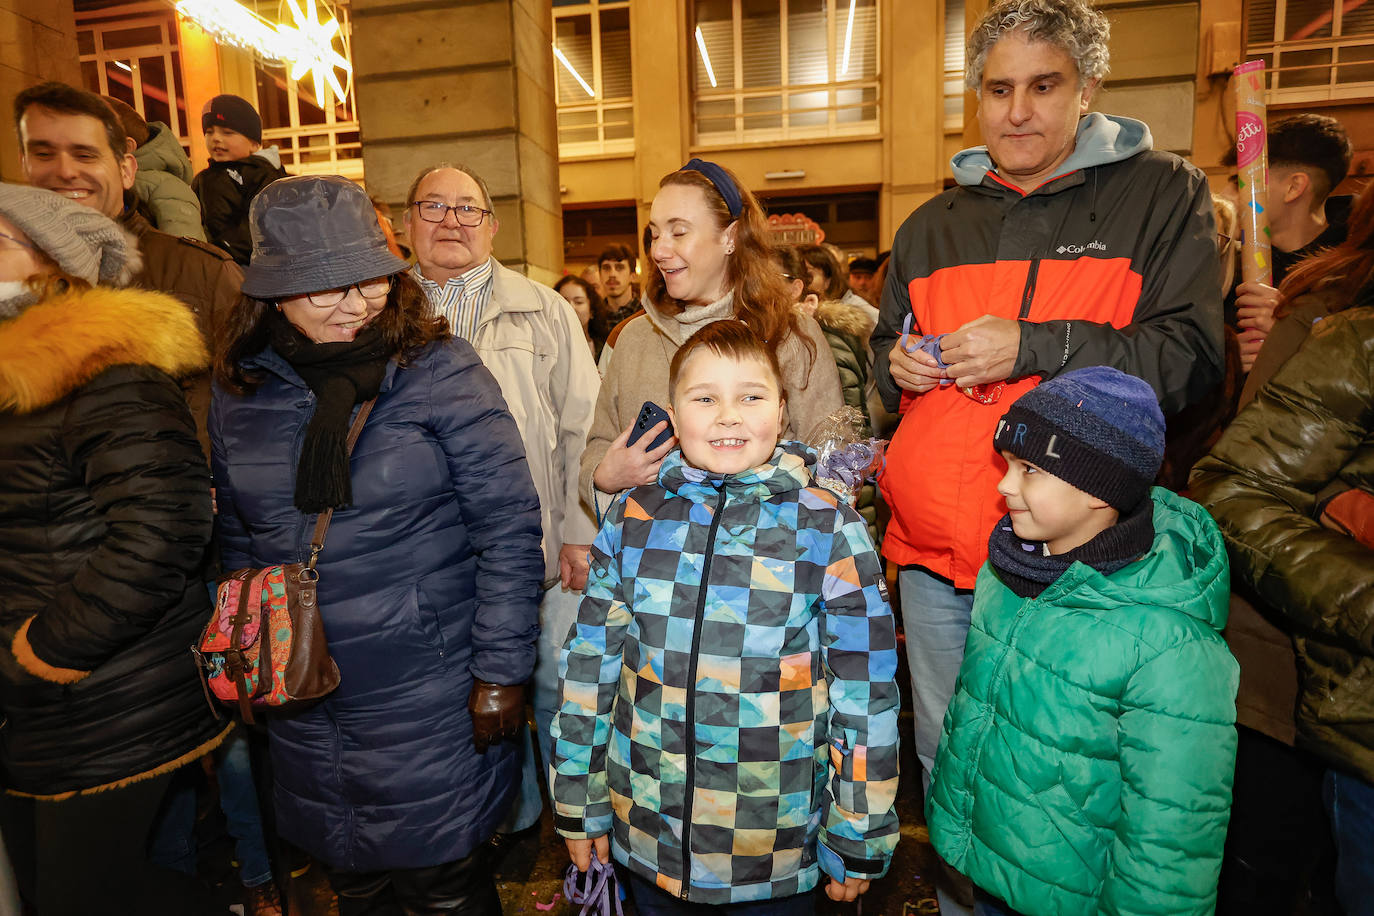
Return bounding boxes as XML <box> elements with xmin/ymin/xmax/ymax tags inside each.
<box><xmin>550</xmin><ymin>445</ymin><xmax>900</xmax><ymax>905</ymax></box>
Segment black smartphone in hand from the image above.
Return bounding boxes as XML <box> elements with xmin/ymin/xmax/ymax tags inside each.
<box><xmin>626</xmin><ymin>401</ymin><xmax>674</xmax><ymax>451</ymax></box>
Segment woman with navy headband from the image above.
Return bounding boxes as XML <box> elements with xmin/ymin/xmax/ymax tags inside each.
<box><xmin>578</xmin><ymin>158</ymin><xmax>842</xmax><ymax>505</ymax></box>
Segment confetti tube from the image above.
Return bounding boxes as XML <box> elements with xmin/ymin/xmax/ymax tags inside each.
<box><xmin>1234</xmin><ymin>60</ymin><xmax>1272</xmax><ymax>285</ymax></box>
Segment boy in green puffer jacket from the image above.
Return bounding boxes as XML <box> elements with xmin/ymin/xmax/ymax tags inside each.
<box><xmin>926</xmin><ymin>366</ymin><xmax>1239</xmax><ymax>916</ymax></box>
<box><xmin>551</xmin><ymin>320</ymin><xmax>899</xmax><ymax>913</ymax></box>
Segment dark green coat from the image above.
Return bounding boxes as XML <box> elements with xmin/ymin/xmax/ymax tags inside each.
<box><xmin>927</xmin><ymin>488</ymin><xmax>1238</xmax><ymax>916</ymax></box>
<box><xmin>1192</xmin><ymin>307</ymin><xmax>1374</xmax><ymax>783</ymax></box>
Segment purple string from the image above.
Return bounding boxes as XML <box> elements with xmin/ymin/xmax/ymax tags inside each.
<box><xmin>901</xmin><ymin>313</ymin><xmax>952</xmax><ymax>384</ymax></box>
<box><xmin>563</xmin><ymin>855</ymin><xmax>624</xmax><ymax>916</ymax></box>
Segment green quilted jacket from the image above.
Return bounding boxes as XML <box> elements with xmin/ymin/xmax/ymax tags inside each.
<box><xmin>927</xmin><ymin>488</ymin><xmax>1239</xmax><ymax>916</ymax></box>
<box><xmin>1192</xmin><ymin>307</ymin><xmax>1374</xmax><ymax>783</ymax></box>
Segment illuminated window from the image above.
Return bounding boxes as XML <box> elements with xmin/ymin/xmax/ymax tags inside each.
<box><xmin>77</xmin><ymin>12</ymin><xmax>191</xmax><ymax>148</ymax></box>
<box><xmin>691</xmin><ymin>0</ymin><xmax>879</xmax><ymax>144</ymax></box>
<box><xmin>944</xmin><ymin>0</ymin><xmax>965</xmax><ymax>132</ymax></box>
<box><xmin>1246</xmin><ymin>0</ymin><xmax>1374</xmax><ymax>101</ymax></box>
<box><xmin>554</xmin><ymin>0</ymin><xmax>634</xmax><ymax>158</ymax></box>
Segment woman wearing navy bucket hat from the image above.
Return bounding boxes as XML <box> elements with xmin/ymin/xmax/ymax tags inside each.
<box><xmin>210</xmin><ymin>174</ymin><xmax>544</xmax><ymax>913</ymax></box>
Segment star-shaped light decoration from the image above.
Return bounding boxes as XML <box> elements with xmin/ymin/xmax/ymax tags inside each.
<box><xmin>276</xmin><ymin>0</ymin><xmax>351</xmax><ymax>108</ymax></box>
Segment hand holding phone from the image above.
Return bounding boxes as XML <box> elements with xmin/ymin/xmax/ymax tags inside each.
<box><xmin>626</xmin><ymin>401</ymin><xmax>675</xmax><ymax>451</ymax></box>
<box><xmin>593</xmin><ymin>401</ymin><xmax>677</xmax><ymax>493</ymax></box>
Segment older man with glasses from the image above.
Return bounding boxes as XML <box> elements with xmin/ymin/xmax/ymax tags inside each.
<box><xmin>404</xmin><ymin>164</ymin><xmax>601</xmax><ymax>836</ymax></box>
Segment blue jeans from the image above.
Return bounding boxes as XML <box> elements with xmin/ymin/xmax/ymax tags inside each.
<box><xmin>625</xmin><ymin>873</ymin><xmax>814</xmax><ymax>915</ymax></box>
<box><xmin>148</xmin><ymin>729</ymin><xmax>273</xmax><ymax>887</ymax></box>
<box><xmin>502</xmin><ymin>584</ymin><xmax>583</xmax><ymax>832</ymax></box>
<box><xmin>897</xmin><ymin>566</ymin><xmax>976</xmax><ymax>784</ymax></box>
<box><xmin>899</xmin><ymin>565</ymin><xmax>975</xmax><ymax>916</ymax></box>
<box><xmin>1324</xmin><ymin>768</ymin><xmax>1374</xmax><ymax>916</ymax></box>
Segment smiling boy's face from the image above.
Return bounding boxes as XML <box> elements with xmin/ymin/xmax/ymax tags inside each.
<box><xmin>996</xmin><ymin>449</ymin><xmax>1116</xmax><ymax>555</ymax></box>
<box><xmin>669</xmin><ymin>347</ymin><xmax>783</xmax><ymax>476</ymax></box>
<box><xmin>205</xmin><ymin>125</ymin><xmax>260</xmax><ymax>162</ymax></box>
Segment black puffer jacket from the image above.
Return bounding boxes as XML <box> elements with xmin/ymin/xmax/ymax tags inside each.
<box><xmin>0</xmin><ymin>284</ymin><xmax>230</xmax><ymax>798</ymax></box>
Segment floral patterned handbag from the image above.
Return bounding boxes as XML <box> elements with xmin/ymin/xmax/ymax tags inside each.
<box><xmin>194</xmin><ymin>398</ymin><xmax>375</xmax><ymax>723</ymax></box>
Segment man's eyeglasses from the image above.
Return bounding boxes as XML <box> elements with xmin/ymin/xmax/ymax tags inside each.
<box><xmin>305</xmin><ymin>276</ymin><xmax>394</xmax><ymax>308</ymax></box>
<box><xmin>411</xmin><ymin>201</ymin><xmax>492</xmax><ymax>227</ymax></box>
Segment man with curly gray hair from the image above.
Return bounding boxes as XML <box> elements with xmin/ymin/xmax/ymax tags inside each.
<box><xmin>871</xmin><ymin>2</ymin><xmax>1226</xmax><ymax>912</ymax></box>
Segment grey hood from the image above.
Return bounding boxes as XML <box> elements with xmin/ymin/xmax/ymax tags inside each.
<box><xmin>950</xmin><ymin>112</ymin><xmax>1153</xmax><ymax>188</ymax></box>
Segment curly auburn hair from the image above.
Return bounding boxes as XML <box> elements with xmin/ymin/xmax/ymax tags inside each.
<box><xmin>214</xmin><ymin>271</ymin><xmax>450</xmax><ymax>395</ymax></box>
<box><xmin>642</xmin><ymin>165</ymin><xmax>813</xmax><ymax>363</ymax></box>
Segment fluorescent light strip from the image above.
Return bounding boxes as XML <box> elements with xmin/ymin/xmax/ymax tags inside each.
<box><xmin>695</xmin><ymin>25</ymin><xmax>718</xmax><ymax>88</ymax></box>
<box><xmin>553</xmin><ymin>45</ymin><xmax>595</xmax><ymax>97</ymax></box>
<box><xmin>114</xmin><ymin>60</ymin><xmax>133</xmax><ymax>72</ymax></box>
<box><xmin>841</xmin><ymin>0</ymin><xmax>856</xmax><ymax>75</ymax></box>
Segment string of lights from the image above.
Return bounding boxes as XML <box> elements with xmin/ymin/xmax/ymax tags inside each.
<box><xmin>172</xmin><ymin>0</ymin><xmax>352</xmax><ymax>107</ymax></box>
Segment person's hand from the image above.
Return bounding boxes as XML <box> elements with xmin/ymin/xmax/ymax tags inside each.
<box><xmin>1235</xmin><ymin>280</ymin><xmax>1279</xmax><ymax>336</ymax></box>
<box><xmin>592</xmin><ymin>422</ymin><xmax>677</xmax><ymax>493</ymax></box>
<box><xmin>559</xmin><ymin>543</ymin><xmax>591</xmax><ymax>591</ymax></box>
<box><xmin>825</xmin><ymin>876</ymin><xmax>871</xmax><ymax>902</ymax></box>
<box><xmin>887</xmin><ymin>337</ymin><xmax>945</xmax><ymax>394</ymax></box>
<box><xmin>565</xmin><ymin>835</ymin><xmax>611</xmax><ymax>873</ymax></box>
<box><xmin>940</xmin><ymin>315</ymin><xmax>1020</xmax><ymax>387</ymax></box>
<box><xmin>468</xmin><ymin>681</ymin><xmax>524</xmax><ymax>752</ymax></box>
<box><xmin>1238</xmin><ymin>327</ymin><xmax>1267</xmax><ymax>374</ymax></box>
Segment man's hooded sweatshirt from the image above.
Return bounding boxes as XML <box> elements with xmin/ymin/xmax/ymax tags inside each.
<box><xmin>551</xmin><ymin>445</ymin><xmax>900</xmax><ymax>905</ymax></box>
<box><xmin>871</xmin><ymin>114</ymin><xmax>1222</xmax><ymax>587</ymax></box>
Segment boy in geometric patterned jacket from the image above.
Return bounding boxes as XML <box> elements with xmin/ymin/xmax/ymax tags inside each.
<box><xmin>551</xmin><ymin>320</ymin><xmax>900</xmax><ymax>914</ymax></box>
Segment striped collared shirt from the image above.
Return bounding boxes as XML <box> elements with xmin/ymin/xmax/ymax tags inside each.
<box><xmin>410</xmin><ymin>257</ymin><xmax>495</xmax><ymax>342</ymax></box>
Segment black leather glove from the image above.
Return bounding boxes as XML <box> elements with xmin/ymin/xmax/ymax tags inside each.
<box><xmin>468</xmin><ymin>680</ymin><xmax>525</xmax><ymax>753</ymax></box>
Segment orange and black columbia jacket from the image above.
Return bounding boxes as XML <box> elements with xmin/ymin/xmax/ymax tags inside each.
<box><xmin>872</xmin><ymin>114</ymin><xmax>1222</xmax><ymax>588</ymax></box>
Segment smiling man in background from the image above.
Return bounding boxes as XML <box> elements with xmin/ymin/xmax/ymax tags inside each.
<box><xmin>869</xmin><ymin>3</ymin><xmax>1222</xmax><ymax>911</ymax></box>
<box><xmin>15</xmin><ymin>81</ymin><xmax>242</xmax><ymax>449</ymax></box>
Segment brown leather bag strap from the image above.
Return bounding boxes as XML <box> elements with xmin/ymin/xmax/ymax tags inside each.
<box><xmin>228</xmin><ymin>572</ymin><xmax>257</xmax><ymax>725</ymax></box>
<box><xmin>307</xmin><ymin>397</ymin><xmax>378</xmax><ymax>566</ymax></box>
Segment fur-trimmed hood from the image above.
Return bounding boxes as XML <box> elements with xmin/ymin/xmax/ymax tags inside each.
<box><xmin>814</xmin><ymin>298</ymin><xmax>875</xmax><ymax>339</ymax></box>
<box><xmin>0</xmin><ymin>284</ymin><xmax>208</xmax><ymax>414</ymax></box>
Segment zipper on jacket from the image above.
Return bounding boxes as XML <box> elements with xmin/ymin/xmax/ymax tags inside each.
<box><xmin>1018</xmin><ymin>257</ymin><xmax>1042</xmax><ymax>319</ymax></box>
<box><xmin>679</xmin><ymin>481</ymin><xmax>728</xmax><ymax>900</ymax></box>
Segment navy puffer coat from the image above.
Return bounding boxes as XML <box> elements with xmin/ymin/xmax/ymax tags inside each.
<box><xmin>211</xmin><ymin>337</ymin><xmax>544</xmax><ymax>871</ymax></box>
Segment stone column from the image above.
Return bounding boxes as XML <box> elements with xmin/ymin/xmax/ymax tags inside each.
<box><xmin>0</xmin><ymin>0</ymin><xmax>81</xmax><ymax>182</ymax></box>
<box><xmin>879</xmin><ymin>0</ymin><xmax>945</xmax><ymax>243</ymax></box>
<box><xmin>351</xmin><ymin>0</ymin><xmax>562</xmax><ymax>285</ymax></box>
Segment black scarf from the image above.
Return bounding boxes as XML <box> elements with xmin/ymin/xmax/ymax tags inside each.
<box><xmin>267</xmin><ymin>309</ymin><xmax>388</xmax><ymax>512</ymax></box>
<box><xmin>987</xmin><ymin>498</ymin><xmax>1156</xmax><ymax>599</ymax></box>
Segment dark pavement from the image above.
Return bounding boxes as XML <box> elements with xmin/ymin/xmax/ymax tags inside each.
<box><xmin>274</xmin><ymin>681</ymin><xmax>942</xmax><ymax>916</ymax></box>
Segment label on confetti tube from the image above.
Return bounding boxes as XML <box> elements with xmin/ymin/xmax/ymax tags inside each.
<box><xmin>1236</xmin><ymin>111</ymin><xmax>1265</xmax><ymax>168</ymax></box>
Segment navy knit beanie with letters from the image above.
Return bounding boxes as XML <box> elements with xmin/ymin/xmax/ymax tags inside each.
<box><xmin>992</xmin><ymin>366</ymin><xmax>1165</xmax><ymax>511</ymax></box>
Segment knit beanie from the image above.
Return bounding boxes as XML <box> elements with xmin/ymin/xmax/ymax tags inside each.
<box><xmin>992</xmin><ymin>366</ymin><xmax>1165</xmax><ymax>511</ymax></box>
<box><xmin>0</xmin><ymin>183</ymin><xmax>139</xmax><ymax>288</ymax></box>
<box><xmin>202</xmin><ymin>94</ymin><xmax>262</xmax><ymax>145</ymax></box>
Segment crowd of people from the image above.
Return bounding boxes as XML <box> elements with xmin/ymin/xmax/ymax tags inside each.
<box><xmin>0</xmin><ymin>0</ymin><xmax>1371</xmax><ymax>914</ymax></box>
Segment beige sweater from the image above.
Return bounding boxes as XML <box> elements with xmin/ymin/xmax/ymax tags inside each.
<box><xmin>579</xmin><ymin>291</ymin><xmax>843</xmax><ymax>511</ymax></box>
